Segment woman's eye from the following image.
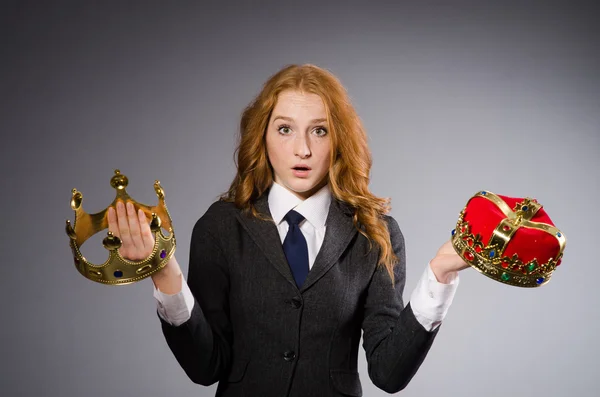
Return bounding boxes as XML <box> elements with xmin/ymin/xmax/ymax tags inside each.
<box><xmin>278</xmin><ymin>125</ymin><xmax>292</xmax><ymax>134</ymax></box>
<box><xmin>314</xmin><ymin>127</ymin><xmax>328</xmax><ymax>137</ymax></box>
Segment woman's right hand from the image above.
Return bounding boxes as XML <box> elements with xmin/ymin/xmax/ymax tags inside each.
<box><xmin>107</xmin><ymin>200</ymin><xmax>154</xmax><ymax>261</ymax></box>
<box><xmin>107</xmin><ymin>200</ymin><xmax>183</xmax><ymax>292</ymax></box>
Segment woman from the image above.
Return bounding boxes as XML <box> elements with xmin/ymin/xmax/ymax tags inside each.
<box><xmin>107</xmin><ymin>64</ymin><xmax>469</xmax><ymax>396</ymax></box>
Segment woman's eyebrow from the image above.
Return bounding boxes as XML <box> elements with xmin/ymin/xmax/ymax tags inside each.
<box><xmin>272</xmin><ymin>115</ymin><xmax>327</xmax><ymax>124</ymax></box>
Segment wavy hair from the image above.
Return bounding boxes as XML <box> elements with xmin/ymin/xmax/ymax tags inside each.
<box><xmin>221</xmin><ymin>64</ymin><xmax>399</xmax><ymax>281</ymax></box>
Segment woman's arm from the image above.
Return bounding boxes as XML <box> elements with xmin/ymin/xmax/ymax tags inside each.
<box><xmin>158</xmin><ymin>214</ymin><xmax>233</xmax><ymax>386</ymax></box>
<box><xmin>361</xmin><ymin>216</ymin><xmax>439</xmax><ymax>393</ymax></box>
<box><xmin>108</xmin><ymin>200</ymin><xmax>232</xmax><ymax>385</ymax></box>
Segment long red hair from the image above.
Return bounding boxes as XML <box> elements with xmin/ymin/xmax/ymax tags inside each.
<box><xmin>221</xmin><ymin>64</ymin><xmax>399</xmax><ymax>281</ymax></box>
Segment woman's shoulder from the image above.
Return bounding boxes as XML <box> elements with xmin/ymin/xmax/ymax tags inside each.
<box><xmin>192</xmin><ymin>198</ymin><xmax>240</xmax><ymax>234</ymax></box>
<box><xmin>381</xmin><ymin>214</ymin><xmax>399</xmax><ymax>227</ymax></box>
<box><xmin>205</xmin><ymin>198</ymin><xmax>239</xmax><ymax>216</ymax></box>
<box><xmin>381</xmin><ymin>214</ymin><xmax>404</xmax><ymax>241</ymax></box>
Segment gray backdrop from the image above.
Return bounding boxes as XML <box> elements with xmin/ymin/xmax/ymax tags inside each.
<box><xmin>3</xmin><ymin>1</ymin><xmax>599</xmax><ymax>396</ymax></box>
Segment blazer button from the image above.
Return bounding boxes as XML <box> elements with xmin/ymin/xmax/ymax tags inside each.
<box><xmin>283</xmin><ymin>350</ymin><xmax>296</xmax><ymax>361</ymax></box>
<box><xmin>290</xmin><ymin>297</ymin><xmax>302</xmax><ymax>309</ymax></box>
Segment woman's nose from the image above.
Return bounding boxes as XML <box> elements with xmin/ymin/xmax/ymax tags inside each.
<box><xmin>294</xmin><ymin>133</ymin><xmax>311</xmax><ymax>158</ymax></box>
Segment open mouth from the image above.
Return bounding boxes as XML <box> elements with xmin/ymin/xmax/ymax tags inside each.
<box><xmin>292</xmin><ymin>165</ymin><xmax>311</xmax><ymax>177</ymax></box>
<box><xmin>292</xmin><ymin>166</ymin><xmax>311</xmax><ymax>171</ymax></box>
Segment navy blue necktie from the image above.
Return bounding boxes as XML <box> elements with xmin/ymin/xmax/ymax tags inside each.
<box><xmin>283</xmin><ymin>210</ymin><xmax>309</xmax><ymax>288</ymax></box>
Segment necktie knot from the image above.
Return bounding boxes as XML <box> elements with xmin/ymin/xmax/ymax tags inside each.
<box><xmin>284</xmin><ymin>210</ymin><xmax>305</xmax><ymax>227</ymax></box>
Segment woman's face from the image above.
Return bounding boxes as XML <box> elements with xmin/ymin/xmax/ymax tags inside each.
<box><xmin>266</xmin><ymin>90</ymin><xmax>332</xmax><ymax>200</ymax></box>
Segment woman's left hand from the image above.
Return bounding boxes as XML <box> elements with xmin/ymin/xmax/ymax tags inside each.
<box><xmin>430</xmin><ymin>239</ymin><xmax>471</xmax><ymax>284</ymax></box>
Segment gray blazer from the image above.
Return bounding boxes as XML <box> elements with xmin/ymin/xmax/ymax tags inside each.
<box><xmin>159</xmin><ymin>192</ymin><xmax>439</xmax><ymax>396</ymax></box>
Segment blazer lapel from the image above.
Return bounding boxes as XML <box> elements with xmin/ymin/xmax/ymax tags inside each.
<box><xmin>235</xmin><ymin>194</ymin><xmax>298</xmax><ymax>288</ymax></box>
<box><xmin>301</xmin><ymin>198</ymin><xmax>357</xmax><ymax>292</ymax></box>
<box><xmin>235</xmin><ymin>192</ymin><xmax>358</xmax><ymax>292</ymax></box>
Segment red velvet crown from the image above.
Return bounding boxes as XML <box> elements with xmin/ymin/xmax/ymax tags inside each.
<box><xmin>451</xmin><ymin>191</ymin><xmax>566</xmax><ymax>287</ymax></box>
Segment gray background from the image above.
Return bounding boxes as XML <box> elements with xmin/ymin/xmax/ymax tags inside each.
<box><xmin>2</xmin><ymin>1</ymin><xmax>599</xmax><ymax>396</ymax></box>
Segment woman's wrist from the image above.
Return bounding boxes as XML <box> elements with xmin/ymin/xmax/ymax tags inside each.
<box><xmin>151</xmin><ymin>256</ymin><xmax>182</xmax><ymax>293</ymax></box>
<box><xmin>429</xmin><ymin>258</ymin><xmax>458</xmax><ymax>284</ymax></box>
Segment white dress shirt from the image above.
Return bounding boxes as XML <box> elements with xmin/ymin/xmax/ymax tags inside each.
<box><xmin>154</xmin><ymin>182</ymin><xmax>459</xmax><ymax>331</ymax></box>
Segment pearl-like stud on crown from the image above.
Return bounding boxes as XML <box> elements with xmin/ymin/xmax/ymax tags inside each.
<box><xmin>65</xmin><ymin>170</ymin><xmax>176</xmax><ymax>285</ymax></box>
<box><xmin>451</xmin><ymin>191</ymin><xmax>566</xmax><ymax>288</ymax></box>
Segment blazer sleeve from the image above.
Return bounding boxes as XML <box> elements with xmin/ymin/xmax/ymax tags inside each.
<box><xmin>361</xmin><ymin>216</ymin><xmax>438</xmax><ymax>393</ymax></box>
<box><xmin>158</xmin><ymin>214</ymin><xmax>232</xmax><ymax>386</ymax></box>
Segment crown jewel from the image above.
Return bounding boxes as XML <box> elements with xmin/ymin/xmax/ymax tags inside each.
<box><xmin>451</xmin><ymin>191</ymin><xmax>566</xmax><ymax>288</ymax></box>
<box><xmin>66</xmin><ymin>170</ymin><xmax>176</xmax><ymax>285</ymax></box>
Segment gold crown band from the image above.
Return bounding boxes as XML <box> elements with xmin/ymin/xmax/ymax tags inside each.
<box><xmin>66</xmin><ymin>170</ymin><xmax>176</xmax><ymax>285</ymax></box>
<box><xmin>452</xmin><ymin>233</ymin><xmax>554</xmax><ymax>287</ymax></box>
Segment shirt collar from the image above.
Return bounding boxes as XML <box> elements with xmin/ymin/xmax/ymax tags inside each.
<box><xmin>268</xmin><ymin>181</ymin><xmax>331</xmax><ymax>229</ymax></box>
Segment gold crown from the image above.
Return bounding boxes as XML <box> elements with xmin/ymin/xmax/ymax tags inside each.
<box><xmin>65</xmin><ymin>170</ymin><xmax>176</xmax><ymax>285</ymax></box>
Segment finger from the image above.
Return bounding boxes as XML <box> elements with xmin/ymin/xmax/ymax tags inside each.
<box><xmin>126</xmin><ymin>201</ymin><xmax>144</xmax><ymax>252</ymax></box>
<box><xmin>138</xmin><ymin>209</ymin><xmax>155</xmax><ymax>250</ymax></box>
<box><xmin>108</xmin><ymin>206</ymin><xmax>128</xmax><ymax>258</ymax></box>
<box><xmin>107</xmin><ymin>207</ymin><xmax>121</xmax><ymax>238</ymax></box>
<box><xmin>116</xmin><ymin>200</ymin><xmax>134</xmax><ymax>252</ymax></box>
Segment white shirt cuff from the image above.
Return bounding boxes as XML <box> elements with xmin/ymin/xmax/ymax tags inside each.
<box><xmin>153</xmin><ymin>273</ymin><xmax>194</xmax><ymax>326</ymax></box>
<box><xmin>409</xmin><ymin>262</ymin><xmax>460</xmax><ymax>331</ymax></box>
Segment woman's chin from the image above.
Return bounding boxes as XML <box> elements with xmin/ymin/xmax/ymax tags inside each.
<box><xmin>281</xmin><ymin>180</ymin><xmax>317</xmax><ymax>197</ymax></box>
